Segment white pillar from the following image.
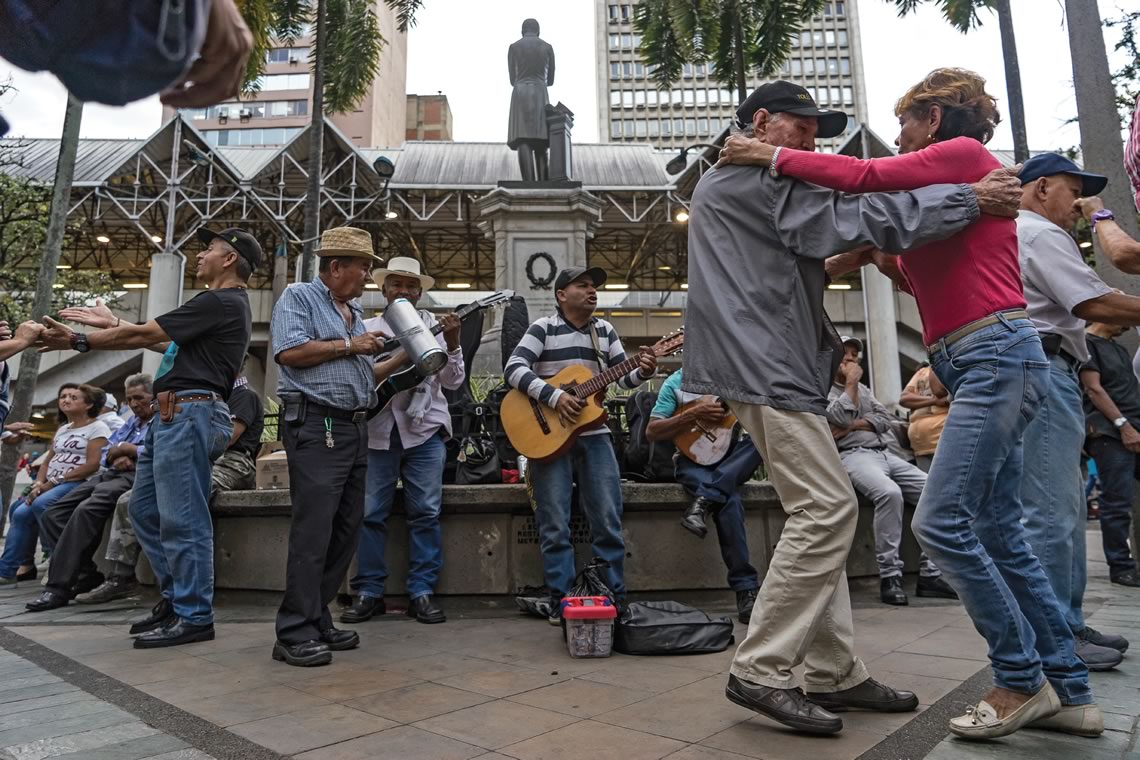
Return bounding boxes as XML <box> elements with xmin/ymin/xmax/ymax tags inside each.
<box><xmin>861</xmin><ymin>265</ymin><xmax>902</xmax><ymax>407</ymax></box>
<box><xmin>141</xmin><ymin>252</ymin><xmax>185</xmax><ymax>376</ymax></box>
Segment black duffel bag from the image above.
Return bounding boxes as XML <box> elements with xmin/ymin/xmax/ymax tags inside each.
<box><xmin>614</xmin><ymin>601</ymin><xmax>735</xmax><ymax>656</ymax></box>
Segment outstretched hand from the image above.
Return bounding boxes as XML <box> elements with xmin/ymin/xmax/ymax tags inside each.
<box><xmin>59</xmin><ymin>298</ymin><xmax>117</xmax><ymax>329</ymax></box>
<box><xmin>37</xmin><ymin>316</ymin><xmax>76</xmax><ymax>352</ymax></box>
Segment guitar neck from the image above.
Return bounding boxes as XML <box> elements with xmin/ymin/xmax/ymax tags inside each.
<box><xmin>569</xmin><ymin>355</ymin><xmax>641</xmax><ymax>399</ymax></box>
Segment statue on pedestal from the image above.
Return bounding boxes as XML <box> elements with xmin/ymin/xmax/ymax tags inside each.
<box><xmin>507</xmin><ymin>18</ymin><xmax>555</xmax><ymax>183</ymax></box>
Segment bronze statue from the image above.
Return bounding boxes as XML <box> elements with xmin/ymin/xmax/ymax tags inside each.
<box><xmin>507</xmin><ymin>18</ymin><xmax>555</xmax><ymax>182</ymax></box>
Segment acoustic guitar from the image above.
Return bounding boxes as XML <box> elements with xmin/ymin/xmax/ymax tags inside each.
<box><xmin>501</xmin><ymin>329</ymin><xmax>685</xmax><ymax>462</ymax></box>
<box><xmin>672</xmin><ymin>397</ymin><xmax>737</xmax><ymax>466</ymax></box>
<box><xmin>366</xmin><ymin>290</ymin><xmax>514</xmax><ymax>420</ymax></box>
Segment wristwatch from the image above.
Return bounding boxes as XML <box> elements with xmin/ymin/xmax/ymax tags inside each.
<box><xmin>1090</xmin><ymin>209</ymin><xmax>1115</xmax><ymax>231</ymax></box>
<box><xmin>70</xmin><ymin>333</ymin><xmax>90</xmax><ymax>353</ymax></box>
<box><xmin>1113</xmin><ymin>416</ymin><xmax>1128</xmax><ymax>429</ymax></box>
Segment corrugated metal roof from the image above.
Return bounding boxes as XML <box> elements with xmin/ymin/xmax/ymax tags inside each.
<box><xmin>217</xmin><ymin>147</ymin><xmax>280</xmax><ymax>179</ymax></box>
<box><xmin>0</xmin><ymin>137</ymin><xmax>144</xmax><ymax>185</ymax></box>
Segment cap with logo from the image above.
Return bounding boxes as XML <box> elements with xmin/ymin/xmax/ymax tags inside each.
<box><xmin>735</xmin><ymin>81</ymin><xmax>849</xmax><ymax>139</ymax></box>
<box><xmin>1018</xmin><ymin>153</ymin><xmax>1107</xmax><ymax>197</ymax></box>
<box><xmin>196</xmin><ymin>227</ymin><xmax>264</xmax><ymax>270</ymax></box>
<box><xmin>839</xmin><ymin>335</ymin><xmax>863</xmax><ymax>353</ymax></box>
<box><xmin>554</xmin><ymin>266</ymin><xmax>608</xmax><ymax>291</ymax></box>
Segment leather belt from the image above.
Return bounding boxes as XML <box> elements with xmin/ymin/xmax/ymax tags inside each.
<box><xmin>1040</xmin><ymin>333</ymin><xmax>1082</xmax><ymax>372</ymax></box>
<box><xmin>149</xmin><ymin>391</ymin><xmax>220</xmax><ymax>409</ymax></box>
<box><xmin>926</xmin><ymin>310</ymin><xmax>1029</xmax><ymax>355</ymax></box>
<box><xmin>308</xmin><ymin>402</ymin><xmax>368</xmax><ymax>424</ymax></box>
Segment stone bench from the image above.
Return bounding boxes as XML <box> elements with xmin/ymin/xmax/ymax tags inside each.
<box><xmin>178</xmin><ymin>483</ymin><xmax>924</xmax><ymax>594</ymax></box>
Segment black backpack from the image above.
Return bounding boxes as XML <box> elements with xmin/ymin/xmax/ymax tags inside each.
<box><xmin>623</xmin><ymin>391</ymin><xmax>676</xmax><ymax>482</ymax></box>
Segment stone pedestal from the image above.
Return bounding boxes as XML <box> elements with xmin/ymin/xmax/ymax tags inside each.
<box><xmin>473</xmin><ymin>186</ymin><xmax>602</xmax><ymax>375</ymax></box>
<box><xmin>142</xmin><ymin>252</ymin><xmax>185</xmax><ymax>376</ymax></box>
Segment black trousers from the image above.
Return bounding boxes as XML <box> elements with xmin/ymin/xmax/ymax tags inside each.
<box><xmin>275</xmin><ymin>413</ymin><xmax>368</xmax><ymax>644</ymax></box>
<box><xmin>41</xmin><ymin>469</ymin><xmax>135</xmax><ymax>595</ymax></box>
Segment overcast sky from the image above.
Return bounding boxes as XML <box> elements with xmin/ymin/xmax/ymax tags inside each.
<box><xmin>0</xmin><ymin>0</ymin><xmax>1133</xmax><ymax>152</ymax></box>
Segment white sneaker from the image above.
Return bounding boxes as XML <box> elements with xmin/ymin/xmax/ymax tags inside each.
<box><xmin>1028</xmin><ymin>703</ymin><xmax>1104</xmax><ymax>737</ymax></box>
<box><xmin>949</xmin><ymin>683</ymin><xmax>1061</xmax><ymax>740</ymax></box>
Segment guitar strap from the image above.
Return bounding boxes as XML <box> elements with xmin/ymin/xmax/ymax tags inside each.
<box><xmin>588</xmin><ymin>319</ymin><xmax>608</xmax><ymax>374</ymax></box>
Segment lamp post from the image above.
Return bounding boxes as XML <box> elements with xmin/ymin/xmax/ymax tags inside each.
<box><xmin>665</xmin><ymin>143</ymin><xmax>721</xmax><ymax>175</ymax></box>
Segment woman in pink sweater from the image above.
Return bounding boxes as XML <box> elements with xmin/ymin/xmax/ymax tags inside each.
<box><xmin>719</xmin><ymin>68</ymin><xmax>1091</xmax><ymax>739</ymax></box>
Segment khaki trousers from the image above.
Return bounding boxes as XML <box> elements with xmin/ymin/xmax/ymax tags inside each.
<box><xmin>728</xmin><ymin>401</ymin><xmax>870</xmax><ymax>692</ymax></box>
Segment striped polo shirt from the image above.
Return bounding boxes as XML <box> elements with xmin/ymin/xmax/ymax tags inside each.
<box><xmin>505</xmin><ymin>312</ymin><xmax>646</xmax><ymax>436</ymax></box>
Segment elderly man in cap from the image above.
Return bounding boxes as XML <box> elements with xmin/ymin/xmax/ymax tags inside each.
<box><xmin>269</xmin><ymin>227</ymin><xmax>406</xmax><ymax>667</ymax></box>
<box><xmin>1016</xmin><ymin>154</ymin><xmax>1140</xmax><ymax>685</ymax></box>
<box><xmin>505</xmin><ymin>266</ymin><xmax>656</xmax><ymax>621</ymax></box>
<box><xmin>38</xmin><ymin>226</ymin><xmax>260</xmax><ymax>648</ymax></box>
<box><xmin>342</xmin><ymin>257</ymin><xmax>463</xmax><ymax>626</ymax></box>
<box><xmin>684</xmin><ymin>81</ymin><xmax>1022</xmax><ymax>735</ymax></box>
<box><xmin>827</xmin><ymin>336</ymin><xmax>954</xmax><ymax>606</ymax></box>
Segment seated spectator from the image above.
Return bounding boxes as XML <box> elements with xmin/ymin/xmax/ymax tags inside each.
<box><xmin>74</xmin><ymin>375</ymin><xmax>263</xmax><ymax>606</ymax></box>
<box><xmin>0</xmin><ymin>384</ymin><xmax>111</xmax><ymax>585</ymax></box>
<box><xmin>826</xmin><ymin>337</ymin><xmax>956</xmax><ymax>606</ymax></box>
<box><xmin>899</xmin><ymin>364</ymin><xmax>949</xmax><ymax>473</ymax></box>
<box><xmin>645</xmin><ymin>368</ymin><xmax>761</xmax><ymax>623</ymax></box>
<box><xmin>25</xmin><ymin>375</ymin><xmax>155</xmax><ymax>611</ymax></box>
<box><xmin>97</xmin><ymin>393</ymin><xmax>126</xmax><ymax>433</ymax></box>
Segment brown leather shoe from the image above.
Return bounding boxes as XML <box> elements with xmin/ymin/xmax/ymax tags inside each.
<box><xmin>725</xmin><ymin>674</ymin><xmax>842</xmax><ymax>734</ymax></box>
<box><xmin>808</xmin><ymin>677</ymin><xmax>919</xmax><ymax>713</ymax></box>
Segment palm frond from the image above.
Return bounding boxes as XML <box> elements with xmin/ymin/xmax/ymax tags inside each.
<box><xmin>937</xmin><ymin>0</ymin><xmax>995</xmax><ymax>32</ymax></box>
<box><xmin>236</xmin><ymin>0</ymin><xmax>275</xmax><ymax>97</ymax></box>
<box><xmin>383</xmin><ymin>0</ymin><xmax>424</xmax><ymax>33</ymax></box>
<box><xmin>635</xmin><ymin>0</ymin><xmax>686</xmax><ymax>90</ymax></box>
<box><xmin>666</xmin><ymin>0</ymin><xmax>720</xmax><ymax>58</ymax></box>
<box><xmin>270</xmin><ymin>0</ymin><xmax>310</xmax><ymax>45</ymax></box>
<box><xmin>323</xmin><ymin>0</ymin><xmax>386</xmax><ymax>114</ymax></box>
<box><xmin>746</xmin><ymin>0</ymin><xmax>804</xmax><ymax>78</ymax></box>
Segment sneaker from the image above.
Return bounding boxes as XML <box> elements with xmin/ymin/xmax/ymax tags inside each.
<box><xmin>1080</xmin><ymin>626</ymin><xmax>1128</xmax><ymax>653</ymax></box>
<box><xmin>75</xmin><ymin>577</ymin><xmax>139</xmax><ymax>605</ymax></box>
<box><xmin>1075</xmin><ymin>638</ymin><xmax>1122</xmax><ymax>671</ymax></box>
<box><xmin>548</xmin><ymin>601</ymin><xmax>563</xmax><ymax>627</ymax></box>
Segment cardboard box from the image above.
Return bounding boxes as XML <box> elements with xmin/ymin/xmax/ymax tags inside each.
<box><xmin>255</xmin><ymin>444</ymin><xmax>290</xmax><ymax>490</ymax></box>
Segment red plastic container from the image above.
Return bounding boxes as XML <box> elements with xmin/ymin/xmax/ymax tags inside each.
<box><xmin>561</xmin><ymin>596</ymin><xmax>617</xmax><ymax>658</ymax></box>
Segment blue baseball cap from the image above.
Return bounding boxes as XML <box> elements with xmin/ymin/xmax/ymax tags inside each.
<box><xmin>1018</xmin><ymin>153</ymin><xmax>1107</xmax><ymax>197</ymax></box>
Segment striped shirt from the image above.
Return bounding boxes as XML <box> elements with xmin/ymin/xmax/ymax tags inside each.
<box><xmin>1128</xmin><ymin>94</ymin><xmax>1140</xmax><ymax>212</ymax></box>
<box><xmin>270</xmin><ymin>278</ymin><xmax>376</xmax><ymax>411</ymax></box>
<box><xmin>506</xmin><ymin>313</ymin><xmax>646</xmax><ymax>436</ymax></box>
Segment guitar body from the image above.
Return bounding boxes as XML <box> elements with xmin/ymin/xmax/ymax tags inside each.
<box><xmin>368</xmin><ymin>366</ymin><xmax>426</xmax><ymax>419</ymax></box>
<box><xmin>500</xmin><ymin>365</ymin><xmax>608</xmax><ymax>462</ymax></box>
<box><xmin>672</xmin><ymin>398</ymin><xmax>737</xmax><ymax>466</ymax></box>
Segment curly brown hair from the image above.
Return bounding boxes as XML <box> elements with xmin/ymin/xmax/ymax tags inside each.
<box><xmin>894</xmin><ymin>68</ymin><xmax>1002</xmax><ymax>145</ymax></box>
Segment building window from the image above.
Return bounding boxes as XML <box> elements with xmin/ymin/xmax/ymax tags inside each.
<box><xmin>695</xmin><ymin>63</ymin><xmax>706</xmax><ymax>77</ymax></box>
<box><xmin>266</xmin><ymin>47</ymin><xmax>309</xmax><ymax>64</ymax></box>
<box><xmin>836</xmin><ymin>1</ymin><xmax>845</xmax><ymax>16</ymax></box>
<box><xmin>621</xmin><ymin>4</ymin><xmax>631</xmax><ymax>22</ymax></box>
<box><xmin>838</xmin><ymin>30</ymin><xmax>848</xmax><ymax>47</ymax></box>
<box><xmin>824</xmin><ymin>1</ymin><xmax>833</xmax><ymax>15</ymax></box>
<box><xmin>671</xmin><ymin>88</ymin><xmax>682</xmax><ymax>105</ymax></box>
<box><xmin>813</xmin><ymin>31</ymin><xmax>825</xmax><ymax>47</ymax></box>
<box><xmin>609</xmin><ymin>4</ymin><xmax>619</xmax><ymax>21</ymax></box>
<box><xmin>696</xmin><ymin>88</ymin><xmax>707</xmax><ymax>106</ymax></box>
<box><xmin>621</xmin><ymin>33</ymin><xmax>632</xmax><ymax>48</ymax></box>
<box><xmin>609</xmin><ymin>34</ymin><xmax>620</xmax><ymax>49</ymax></box>
<box><xmin>697</xmin><ymin>118</ymin><xmax>708</xmax><ymax>135</ymax></box>
<box><xmin>817</xmin><ymin>58</ymin><xmax>829</xmax><ymax>76</ymax></box>
<box><xmin>649</xmin><ymin>120</ymin><xmax>659</xmax><ymax>137</ymax></box>
<box><xmin>800</xmin><ymin>31</ymin><xmax>812</xmax><ymax>47</ymax></box>
<box><xmin>203</xmin><ymin>127</ymin><xmax>301</xmax><ymax>147</ymax></box>
<box><xmin>830</xmin><ymin>87</ymin><xmax>842</xmax><ymax>104</ymax></box>
<box><xmin>790</xmin><ymin>59</ymin><xmax>802</xmax><ymax>76</ymax></box>
<box><xmin>721</xmin><ymin>88</ymin><xmax>733</xmax><ymax>105</ymax></box>
<box><xmin>646</xmin><ymin>89</ymin><xmax>658</xmax><ymax>106</ymax></box>
<box><xmin>610</xmin><ymin>63</ymin><xmax>621</xmax><ymax>79</ymax></box>
<box><xmin>817</xmin><ymin>88</ymin><xmax>829</xmax><ymax>105</ymax></box>
<box><xmin>674</xmin><ymin>118</ymin><xmax>684</xmax><ymax>135</ymax></box>
<box><xmin>685</xmin><ymin>118</ymin><xmax>697</xmax><ymax>136</ymax></box>
<box><xmin>611</xmin><ymin>120</ymin><xmax>622</xmax><ymax>138</ymax></box>
<box><xmin>258</xmin><ymin>73</ymin><xmax>310</xmax><ymax>91</ymax></box>
<box><xmin>803</xmin><ymin>58</ymin><xmax>814</xmax><ymax>75</ymax></box>
<box><xmin>683</xmin><ymin>89</ymin><xmax>695</xmax><ymax>105</ymax></box>
<box><xmin>840</xmin><ymin>57</ymin><xmax>851</xmax><ymax>75</ymax></box>
<box><xmin>611</xmin><ymin>90</ymin><xmax>622</xmax><ymax>107</ymax></box>
<box><xmin>825</xmin><ymin>31</ymin><xmax>836</xmax><ymax>46</ymax></box>
<box><xmin>632</xmin><ymin>34</ymin><xmax>641</xmax><ymax>48</ymax></box>
<box><xmin>661</xmin><ymin>119</ymin><xmax>671</xmax><ymax>136</ymax></box>
<box><xmin>623</xmin><ymin>90</ymin><xmax>634</xmax><ymax>107</ymax></box>
<box><xmin>633</xmin><ymin>62</ymin><xmax>644</xmax><ymax>77</ymax></box>
<box><xmin>623</xmin><ymin>119</ymin><xmax>634</xmax><ymax>137</ymax></box>
<box><xmin>843</xmin><ymin>86</ymin><xmax>853</xmax><ymax>104</ymax></box>
<box><xmin>682</xmin><ymin>63</ymin><xmax>693</xmax><ymax>78</ymax></box>
<box><xmin>827</xmin><ymin>58</ymin><xmax>840</xmax><ymax>76</ymax></box>
<box><xmin>635</xmin><ymin>120</ymin><xmax>647</xmax><ymax>137</ymax></box>
<box><xmin>634</xmin><ymin>89</ymin><xmax>646</xmax><ymax>106</ymax></box>
<box><xmin>623</xmin><ymin>62</ymin><xmax>632</xmax><ymax>77</ymax></box>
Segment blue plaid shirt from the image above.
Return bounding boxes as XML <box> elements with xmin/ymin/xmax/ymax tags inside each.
<box><xmin>100</xmin><ymin>414</ymin><xmax>151</xmax><ymax>468</ymax></box>
<box><xmin>271</xmin><ymin>278</ymin><xmax>376</xmax><ymax>410</ymax></box>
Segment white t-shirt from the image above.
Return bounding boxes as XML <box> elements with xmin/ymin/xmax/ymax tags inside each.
<box><xmin>97</xmin><ymin>411</ymin><xmax>125</xmax><ymax>433</ymax></box>
<box><xmin>46</xmin><ymin>419</ymin><xmax>112</xmax><ymax>482</ymax></box>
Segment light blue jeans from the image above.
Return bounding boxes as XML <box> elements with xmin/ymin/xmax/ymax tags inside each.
<box><xmin>0</xmin><ymin>482</ymin><xmax>81</xmax><ymax>577</ymax></box>
<box><xmin>914</xmin><ymin>317</ymin><xmax>1090</xmax><ymax>705</ymax></box>
<box><xmin>1020</xmin><ymin>356</ymin><xmax>1087</xmax><ymax>633</ymax></box>
<box><xmin>129</xmin><ymin>393</ymin><xmax>231</xmax><ymax>626</ymax></box>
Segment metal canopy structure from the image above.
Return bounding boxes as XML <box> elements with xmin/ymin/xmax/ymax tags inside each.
<box><xmin>0</xmin><ymin>114</ymin><xmax>714</xmax><ymax>291</ymax></box>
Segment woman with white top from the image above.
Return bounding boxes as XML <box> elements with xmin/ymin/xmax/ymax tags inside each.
<box><xmin>0</xmin><ymin>384</ymin><xmax>111</xmax><ymax>584</ymax></box>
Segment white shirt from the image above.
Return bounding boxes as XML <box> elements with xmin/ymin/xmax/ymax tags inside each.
<box><xmin>97</xmin><ymin>410</ymin><xmax>125</xmax><ymax>433</ymax></box>
<box><xmin>46</xmin><ymin>419</ymin><xmax>112</xmax><ymax>482</ymax></box>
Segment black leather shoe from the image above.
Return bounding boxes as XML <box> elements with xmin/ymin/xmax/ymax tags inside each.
<box><xmin>340</xmin><ymin>596</ymin><xmax>384</xmax><ymax>623</ymax></box>
<box><xmin>1111</xmin><ymin>571</ymin><xmax>1140</xmax><ymax>588</ymax></box>
<box><xmin>133</xmin><ymin>619</ymin><xmax>214</xmax><ymax>649</ymax></box>
<box><xmin>681</xmin><ymin>497</ymin><xmax>715</xmax><ymax>539</ymax></box>
<box><xmin>1081</xmin><ymin>626</ymin><xmax>1129</xmax><ymax>653</ymax></box>
<box><xmin>915</xmin><ymin>575</ymin><xmax>958</xmax><ymax>599</ymax></box>
<box><xmin>808</xmin><ymin>677</ymin><xmax>919</xmax><ymax>713</ymax></box>
<box><xmin>725</xmin><ymin>674</ymin><xmax>842</xmax><ymax>735</ymax></box>
<box><xmin>25</xmin><ymin>590</ymin><xmax>70</xmax><ymax>612</ymax></box>
<box><xmin>880</xmin><ymin>576</ymin><xmax>908</xmax><ymax>606</ymax></box>
<box><xmin>272</xmin><ymin>640</ymin><xmax>332</xmax><ymax>667</ymax></box>
<box><xmin>320</xmin><ymin>626</ymin><xmax>360</xmax><ymax>651</ymax></box>
<box><xmin>407</xmin><ymin>594</ymin><xmax>446</xmax><ymax>624</ymax></box>
<box><xmin>70</xmin><ymin>571</ymin><xmax>105</xmax><ymax>597</ymax></box>
<box><xmin>129</xmin><ymin>598</ymin><xmax>175</xmax><ymax>635</ymax></box>
<box><xmin>736</xmin><ymin>588</ymin><xmax>759</xmax><ymax>624</ymax></box>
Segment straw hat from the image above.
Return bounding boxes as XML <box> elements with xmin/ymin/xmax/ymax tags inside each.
<box><xmin>315</xmin><ymin>226</ymin><xmax>380</xmax><ymax>260</ymax></box>
<box><xmin>371</xmin><ymin>256</ymin><xmax>435</xmax><ymax>291</ymax></box>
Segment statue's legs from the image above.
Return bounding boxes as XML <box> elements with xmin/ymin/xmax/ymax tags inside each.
<box><xmin>534</xmin><ymin>148</ymin><xmax>548</xmax><ymax>181</ymax></box>
<box><xmin>517</xmin><ymin>144</ymin><xmax>537</xmax><ymax>183</ymax></box>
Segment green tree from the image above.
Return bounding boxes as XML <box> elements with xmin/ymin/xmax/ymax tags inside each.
<box><xmin>633</xmin><ymin>0</ymin><xmax>826</xmax><ymax>104</ymax></box>
<box><xmin>890</xmin><ymin>0</ymin><xmax>1029</xmax><ymax>162</ymax></box>
<box><xmin>1105</xmin><ymin>10</ymin><xmax>1140</xmax><ymax>125</ymax></box>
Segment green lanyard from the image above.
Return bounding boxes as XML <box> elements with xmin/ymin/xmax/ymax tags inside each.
<box><xmin>324</xmin><ymin>416</ymin><xmax>334</xmax><ymax>448</ymax></box>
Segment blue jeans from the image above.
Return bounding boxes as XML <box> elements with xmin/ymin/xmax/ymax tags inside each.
<box><xmin>0</xmin><ymin>481</ymin><xmax>81</xmax><ymax>577</ymax></box>
<box><xmin>675</xmin><ymin>439</ymin><xmax>760</xmax><ymax>591</ymax></box>
<box><xmin>351</xmin><ymin>428</ymin><xmax>445</xmax><ymax>600</ymax></box>
<box><xmin>915</xmin><ymin>317</ymin><xmax>1090</xmax><ymax>705</ymax></box>
<box><xmin>527</xmin><ymin>434</ymin><xmax>625</xmax><ymax>596</ymax></box>
<box><xmin>129</xmin><ymin>394</ymin><xmax>231</xmax><ymax>626</ymax></box>
<box><xmin>1086</xmin><ymin>435</ymin><xmax>1137</xmax><ymax>579</ymax></box>
<box><xmin>1020</xmin><ymin>356</ymin><xmax>1087</xmax><ymax>632</ymax></box>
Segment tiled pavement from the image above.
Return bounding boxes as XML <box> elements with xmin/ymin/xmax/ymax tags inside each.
<box><xmin>0</xmin><ymin>529</ymin><xmax>1137</xmax><ymax>759</ymax></box>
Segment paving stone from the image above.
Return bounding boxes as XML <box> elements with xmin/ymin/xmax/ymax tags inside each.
<box><xmin>593</xmin><ymin>675</ymin><xmax>754</xmax><ymax>743</ymax></box>
<box><xmin>894</xmin><ymin>628</ymin><xmax>990</xmax><ymax>662</ymax></box>
<box><xmin>432</xmin><ymin>664</ymin><xmax>571</xmax><ymax>698</ymax></box>
<box><xmin>140</xmin><ymin>750</ymin><xmax>218</xmax><ymax>760</ymax></box>
<box><xmin>110</xmin><ymin>657</ymin><xmax>231</xmax><ymax>687</ymax></box>
<box><xmin>50</xmin><ymin>732</ymin><xmax>189</xmax><ymax>759</ymax></box>
<box><xmin>176</xmin><ymin>685</ymin><xmax>331</xmax><ymax>727</ymax></box>
<box><xmin>135</xmin><ymin>669</ymin><xmax>278</xmax><ymax>705</ymax></box>
<box><xmin>862</xmin><ymin>669</ymin><xmax>962</xmax><ymax>706</ymax></box>
<box><xmin>664</xmin><ymin>746</ymin><xmax>757</xmax><ymax>760</ymax></box>
<box><xmin>229</xmin><ymin>703</ymin><xmax>395</xmax><ymax>755</ymax></box>
<box><xmin>412</xmin><ymin>699</ymin><xmax>579</xmax><ymax>750</ymax></box>
<box><xmin>0</xmin><ymin>699</ymin><xmax>119</xmax><ymax>732</ymax></box>
<box><xmin>289</xmin><ymin>666</ymin><xmax>423</xmax><ymax>701</ymax></box>
<box><xmin>2</xmin><ymin>720</ymin><xmax>159</xmax><ymax>760</ymax></box>
<box><xmin>0</xmin><ymin>692</ymin><xmax>93</xmax><ymax>717</ymax></box>
<box><xmin>864</xmin><ymin>651</ymin><xmax>987</xmax><ymax>681</ymax></box>
<box><xmin>700</xmin><ymin>719</ymin><xmax>884</xmax><ymax>760</ymax></box>
<box><xmin>344</xmin><ymin>682</ymin><xmax>494</xmax><ymax>724</ymax></box>
<box><xmin>293</xmin><ymin>724</ymin><xmax>484</xmax><ymax>760</ymax></box>
<box><xmin>501</xmin><ymin>720</ymin><xmax>686</xmax><ymax>760</ymax></box>
<box><xmin>0</xmin><ymin>676</ymin><xmax>62</xmax><ymax>694</ymax></box>
<box><xmin>506</xmin><ymin>677</ymin><xmax>655</xmax><ymax>718</ymax></box>
<box><xmin>574</xmin><ymin>658</ymin><xmax>712</xmax><ymax>694</ymax></box>
<box><xmin>0</xmin><ymin>706</ymin><xmax>134</xmax><ymax>747</ymax></box>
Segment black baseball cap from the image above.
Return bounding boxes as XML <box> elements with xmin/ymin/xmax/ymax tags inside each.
<box><xmin>196</xmin><ymin>227</ymin><xmax>264</xmax><ymax>269</ymax></box>
<box><xmin>554</xmin><ymin>266</ymin><xmax>607</xmax><ymax>291</ymax></box>
<box><xmin>1018</xmin><ymin>153</ymin><xmax>1107</xmax><ymax>197</ymax></box>
<box><xmin>735</xmin><ymin>81</ymin><xmax>848</xmax><ymax>138</ymax></box>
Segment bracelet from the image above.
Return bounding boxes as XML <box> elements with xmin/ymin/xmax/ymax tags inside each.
<box><xmin>113</xmin><ymin>317</ymin><xmax>121</xmax><ymax>328</ymax></box>
<box><xmin>769</xmin><ymin>146</ymin><xmax>783</xmax><ymax>178</ymax></box>
<box><xmin>343</xmin><ymin>337</ymin><xmax>352</xmax><ymax>356</ymax></box>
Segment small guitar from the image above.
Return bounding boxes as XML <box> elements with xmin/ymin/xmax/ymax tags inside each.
<box><xmin>501</xmin><ymin>329</ymin><xmax>685</xmax><ymax>462</ymax></box>
<box><xmin>366</xmin><ymin>290</ymin><xmax>514</xmax><ymax>420</ymax></box>
<box><xmin>672</xmin><ymin>397</ymin><xmax>737</xmax><ymax>466</ymax></box>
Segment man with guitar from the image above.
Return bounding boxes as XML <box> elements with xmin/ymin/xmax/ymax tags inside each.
<box><xmin>505</xmin><ymin>266</ymin><xmax>656</xmax><ymax>622</ymax></box>
<box><xmin>645</xmin><ymin>369</ymin><xmax>761</xmax><ymax>623</ymax></box>
<box><xmin>343</xmin><ymin>257</ymin><xmax>463</xmax><ymax>626</ymax></box>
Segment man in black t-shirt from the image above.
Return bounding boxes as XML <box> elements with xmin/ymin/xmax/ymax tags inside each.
<box><xmin>1080</xmin><ymin>321</ymin><xmax>1140</xmax><ymax>587</ymax></box>
<box><xmin>210</xmin><ymin>376</ymin><xmax>264</xmax><ymax>496</ymax></box>
<box><xmin>39</xmin><ymin>227</ymin><xmax>260</xmax><ymax>648</ymax></box>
